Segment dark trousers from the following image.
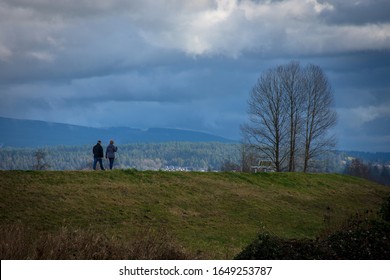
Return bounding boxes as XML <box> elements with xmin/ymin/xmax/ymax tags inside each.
<box><xmin>108</xmin><ymin>158</ymin><xmax>115</xmax><ymax>170</ymax></box>
<box><xmin>93</xmin><ymin>157</ymin><xmax>105</xmax><ymax>170</ymax></box>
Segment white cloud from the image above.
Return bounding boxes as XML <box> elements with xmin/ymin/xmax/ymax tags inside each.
<box><xmin>309</xmin><ymin>0</ymin><xmax>334</xmax><ymax>13</ymax></box>
<box><xmin>1</xmin><ymin>0</ymin><xmax>389</xmax><ymax>65</ymax></box>
<box><xmin>0</xmin><ymin>44</ymin><xmax>12</xmax><ymax>61</ymax></box>
<box><xmin>132</xmin><ymin>0</ymin><xmax>390</xmax><ymax>56</ymax></box>
<box><xmin>27</xmin><ymin>51</ymin><xmax>54</xmax><ymax>62</ymax></box>
<box><xmin>338</xmin><ymin>104</ymin><xmax>390</xmax><ymax>129</ymax></box>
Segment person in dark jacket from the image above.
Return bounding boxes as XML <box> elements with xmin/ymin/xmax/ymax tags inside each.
<box><xmin>92</xmin><ymin>140</ymin><xmax>105</xmax><ymax>170</ymax></box>
<box><xmin>106</xmin><ymin>140</ymin><xmax>118</xmax><ymax>170</ymax></box>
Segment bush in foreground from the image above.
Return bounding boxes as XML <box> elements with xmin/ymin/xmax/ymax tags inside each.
<box><xmin>235</xmin><ymin>219</ymin><xmax>390</xmax><ymax>260</ymax></box>
<box><xmin>235</xmin><ymin>196</ymin><xmax>390</xmax><ymax>260</ymax></box>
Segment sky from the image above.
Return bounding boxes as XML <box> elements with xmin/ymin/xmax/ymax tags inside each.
<box><xmin>0</xmin><ymin>0</ymin><xmax>389</xmax><ymax>152</ymax></box>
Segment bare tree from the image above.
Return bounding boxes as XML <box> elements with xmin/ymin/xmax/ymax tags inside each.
<box><xmin>239</xmin><ymin>141</ymin><xmax>260</xmax><ymax>172</ymax></box>
<box><xmin>241</xmin><ymin>67</ymin><xmax>289</xmax><ymax>172</ymax></box>
<box><xmin>280</xmin><ymin>62</ymin><xmax>304</xmax><ymax>171</ymax></box>
<box><xmin>241</xmin><ymin>61</ymin><xmax>337</xmax><ymax>173</ymax></box>
<box><xmin>301</xmin><ymin>64</ymin><xmax>337</xmax><ymax>172</ymax></box>
<box><xmin>345</xmin><ymin>158</ymin><xmax>370</xmax><ymax>179</ymax></box>
<box><xmin>33</xmin><ymin>149</ymin><xmax>50</xmax><ymax>170</ymax></box>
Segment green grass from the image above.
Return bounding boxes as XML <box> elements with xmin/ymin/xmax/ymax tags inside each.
<box><xmin>1</xmin><ymin>170</ymin><xmax>389</xmax><ymax>259</ymax></box>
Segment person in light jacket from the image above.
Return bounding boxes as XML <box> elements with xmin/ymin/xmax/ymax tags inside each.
<box><xmin>105</xmin><ymin>140</ymin><xmax>118</xmax><ymax>170</ymax></box>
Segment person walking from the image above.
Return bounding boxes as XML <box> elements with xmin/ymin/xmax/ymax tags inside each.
<box><xmin>92</xmin><ymin>140</ymin><xmax>105</xmax><ymax>170</ymax></box>
<box><xmin>106</xmin><ymin>140</ymin><xmax>118</xmax><ymax>170</ymax></box>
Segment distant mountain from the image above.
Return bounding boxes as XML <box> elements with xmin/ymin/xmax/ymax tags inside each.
<box><xmin>0</xmin><ymin>117</ymin><xmax>235</xmax><ymax>148</ymax></box>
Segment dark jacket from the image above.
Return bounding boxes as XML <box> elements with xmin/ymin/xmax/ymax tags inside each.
<box><xmin>93</xmin><ymin>143</ymin><xmax>104</xmax><ymax>158</ymax></box>
<box><xmin>106</xmin><ymin>144</ymin><xmax>118</xmax><ymax>159</ymax></box>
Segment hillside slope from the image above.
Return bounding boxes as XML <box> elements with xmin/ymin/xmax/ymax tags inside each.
<box><xmin>1</xmin><ymin>170</ymin><xmax>389</xmax><ymax>259</ymax></box>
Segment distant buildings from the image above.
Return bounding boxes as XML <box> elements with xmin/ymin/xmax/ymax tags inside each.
<box><xmin>162</xmin><ymin>165</ymin><xmax>205</xmax><ymax>172</ymax></box>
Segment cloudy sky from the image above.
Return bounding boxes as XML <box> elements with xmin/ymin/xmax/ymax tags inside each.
<box><xmin>1</xmin><ymin>0</ymin><xmax>389</xmax><ymax>152</ymax></box>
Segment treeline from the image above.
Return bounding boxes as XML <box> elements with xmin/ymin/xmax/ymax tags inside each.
<box><xmin>0</xmin><ymin>142</ymin><xmax>241</xmax><ymax>171</ymax></box>
<box><xmin>344</xmin><ymin>158</ymin><xmax>390</xmax><ymax>186</ymax></box>
<box><xmin>1</xmin><ymin>143</ymin><xmax>389</xmax><ymax>185</ymax></box>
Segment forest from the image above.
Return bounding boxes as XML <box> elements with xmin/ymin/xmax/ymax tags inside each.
<box><xmin>1</xmin><ymin>142</ymin><xmax>389</xmax><ymax>185</ymax></box>
<box><xmin>0</xmin><ymin>142</ymin><xmax>240</xmax><ymax>172</ymax></box>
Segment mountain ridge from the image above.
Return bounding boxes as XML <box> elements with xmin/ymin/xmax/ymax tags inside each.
<box><xmin>0</xmin><ymin>116</ymin><xmax>235</xmax><ymax>148</ymax></box>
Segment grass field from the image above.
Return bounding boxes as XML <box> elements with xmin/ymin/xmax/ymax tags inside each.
<box><xmin>1</xmin><ymin>170</ymin><xmax>389</xmax><ymax>259</ymax></box>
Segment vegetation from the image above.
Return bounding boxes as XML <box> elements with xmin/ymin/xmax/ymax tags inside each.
<box><xmin>0</xmin><ymin>224</ymin><xmax>189</xmax><ymax>260</ymax></box>
<box><xmin>0</xmin><ymin>142</ymin><xmax>240</xmax><ymax>171</ymax></box>
<box><xmin>344</xmin><ymin>158</ymin><xmax>390</xmax><ymax>186</ymax></box>
<box><xmin>1</xmin><ymin>170</ymin><xmax>389</xmax><ymax>259</ymax></box>
<box><xmin>235</xmin><ymin>197</ymin><xmax>390</xmax><ymax>259</ymax></box>
<box><xmin>1</xmin><ymin>143</ymin><xmax>389</xmax><ymax>186</ymax></box>
<box><xmin>241</xmin><ymin>61</ymin><xmax>337</xmax><ymax>172</ymax></box>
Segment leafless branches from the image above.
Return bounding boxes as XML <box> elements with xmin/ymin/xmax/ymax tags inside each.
<box><xmin>241</xmin><ymin>61</ymin><xmax>337</xmax><ymax>172</ymax></box>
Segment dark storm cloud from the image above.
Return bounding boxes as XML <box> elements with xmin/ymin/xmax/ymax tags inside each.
<box><xmin>320</xmin><ymin>50</ymin><xmax>390</xmax><ymax>105</ymax></box>
<box><xmin>0</xmin><ymin>0</ymin><xmax>389</xmax><ymax>151</ymax></box>
<box><xmin>1</xmin><ymin>0</ymin><xmax>136</xmax><ymax>19</ymax></box>
<box><xmin>319</xmin><ymin>0</ymin><xmax>390</xmax><ymax>25</ymax></box>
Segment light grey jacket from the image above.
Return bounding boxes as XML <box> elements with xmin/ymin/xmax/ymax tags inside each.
<box><xmin>105</xmin><ymin>144</ymin><xmax>118</xmax><ymax>159</ymax></box>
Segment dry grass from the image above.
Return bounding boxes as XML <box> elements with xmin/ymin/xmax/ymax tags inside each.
<box><xmin>0</xmin><ymin>223</ymin><xmax>192</xmax><ymax>260</ymax></box>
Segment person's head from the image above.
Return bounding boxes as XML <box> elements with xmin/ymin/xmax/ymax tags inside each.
<box><xmin>97</xmin><ymin>140</ymin><xmax>102</xmax><ymax>145</ymax></box>
<box><xmin>110</xmin><ymin>140</ymin><xmax>114</xmax><ymax>145</ymax></box>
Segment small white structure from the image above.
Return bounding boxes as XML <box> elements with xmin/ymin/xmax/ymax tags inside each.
<box><xmin>250</xmin><ymin>159</ymin><xmax>275</xmax><ymax>173</ymax></box>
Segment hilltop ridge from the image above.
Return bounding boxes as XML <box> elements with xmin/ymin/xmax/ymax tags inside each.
<box><xmin>1</xmin><ymin>170</ymin><xmax>389</xmax><ymax>259</ymax></box>
<box><xmin>0</xmin><ymin>116</ymin><xmax>234</xmax><ymax>147</ymax></box>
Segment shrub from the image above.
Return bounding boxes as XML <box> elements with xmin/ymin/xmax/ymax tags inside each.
<box><xmin>234</xmin><ymin>232</ymin><xmax>326</xmax><ymax>260</ymax></box>
<box><xmin>325</xmin><ymin>218</ymin><xmax>390</xmax><ymax>259</ymax></box>
<box><xmin>380</xmin><ymin>195</ymin><xmax>390</xmax><ymax>222</ymax></box>
<box><xmin>235</xmin><ymin>197</ymin><xmax>390</xmax><ymax>260</ymax></box>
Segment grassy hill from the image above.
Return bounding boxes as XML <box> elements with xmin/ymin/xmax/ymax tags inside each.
<box><xmin>1</xmin><ymin>170</ymin><xmax>389</xmax><ymax>259</ymax></box>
